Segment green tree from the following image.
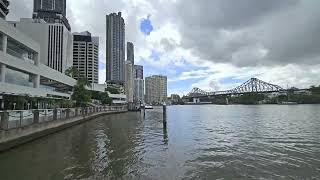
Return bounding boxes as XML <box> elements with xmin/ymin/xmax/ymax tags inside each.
<box><xmin>278</xmin><ymin>95</ymin><xmax>288</xmax><ymax>102</ymax></box>
<box><xmin>65</xmin><ymin>66</ymin><xmax>80</xmax><ymax>79</ymax></box>
<box><xmin>106</xmin><ymin>87</ymin><xmax>120</xmax><ymax>94</ymax></box>
<box><xmin>4</xmin><ymin>96</ymin><xmax>27</xmax><ymax>110</ymax></box>
<box><xmin>310</xmin><ymin>85</ymin><xmax>320</xmax><ymax>95</ymax></box>
<box><xmin>60</xmin><ymin>99</ymin><xmax>74</xmax><ymax>108</ymax></box>
<box><xmin>100</xmin><ymin>92</ymin><xmax>112</xmax><ymax>105</ymax></box>
<box><xmin>236</xmin><ymin>93</ymin><xmax>266</xmax><ymax>104</ymax></box>
<box><xmin>91</xmin><ymin>91</ymin><xmax>112</xmax><ymax>105</ymax></box>
<box><xmin>72</xmin><ymin>78</ymin><xmax>91</xmax><ymax>107</ymax></box>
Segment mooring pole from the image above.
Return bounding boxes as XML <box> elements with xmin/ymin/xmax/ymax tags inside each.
<box><xmin>163</xmin><ymin>103</ymin><xmax>167</xmax><ymax>127</ymax></box>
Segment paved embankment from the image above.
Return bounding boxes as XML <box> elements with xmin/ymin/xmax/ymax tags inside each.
<box><xmin>0</xmin><ymin>110</ymin><xmax>127</xmax><ymax>152</ymax></box>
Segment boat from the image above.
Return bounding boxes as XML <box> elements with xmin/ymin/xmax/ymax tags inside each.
<box><xmin>278</xmin><ymin>101</ymin><xmax>298</xmax><ymax>105</ymax></box>
<box><xmin>144</xmin><ymin>105</ymin><xmax>154</xmax><ymax>109</ymax></box>
<box><xmin>185</xmin><ymin>102</ymin><xmax>213</xmax><ymax>105</ymax></box>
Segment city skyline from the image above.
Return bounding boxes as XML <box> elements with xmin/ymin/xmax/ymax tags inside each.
<box><xmin>8</xmin><ymin>0</ymin><xmax>320</xmax><ymax>96</ymax></box>
<box><xmin>2</xmin><ymin>1</ymin><xmax>320</xmax><ymax>179</ymax></box>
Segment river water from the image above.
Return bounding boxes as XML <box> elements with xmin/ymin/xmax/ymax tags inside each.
<box><xmin>0</xmin><ymin>105</ymin><xmax>320</xmax><ymax>179</ymax></box>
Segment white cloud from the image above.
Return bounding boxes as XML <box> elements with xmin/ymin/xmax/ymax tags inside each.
<box><xmin>99</xmin><ymin>69</ymin><xmax>106</xmax><ymax>84</ymax></box>
<box><xmin>7</xmin><ymin>0</ymin><xmax>320</xmax><ymax>95</ymax></box>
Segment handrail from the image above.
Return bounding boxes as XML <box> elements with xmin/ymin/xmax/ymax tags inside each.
<box><xmin>0</xmin><ymin>105</ymin><xmax>128</xmax><ymax>130</ymax></box>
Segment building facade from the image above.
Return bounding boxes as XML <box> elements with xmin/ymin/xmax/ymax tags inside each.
<box><xmin>134</xmin><ymin>65</ymin><xmax>143</xmax><ymax>79</ymax></box>
<box><xmin>125</xmin><ymin>61</ymin><xmax>134</xmax><ymax>103</ymax></box>
<box><xmin>10</xmin><ymin>18</ymin><xmax>73</xmax><ymax>73</ymax></box>
<box><xmin>133</xmin><ymin>65</ymin><xmax>144</xmax><ymax>103</ymax></box>
<box><xmin>73</xmin><ymin>31</ymin><xmax>99</xmax><ymax>84</ymax></box>
<box><xmin>106</xmin><ymin>12</ymin><xmax>125</xmax><ymax>82</ymax></box>
<box><xmin>127</xmin><ymin>42</ymin><xmax>134</xmax><ymax>64</ymax></box>
<box><xmin>33</xmin><ymin>0</ymin><xmax>71</xmax><ymax>31</ymax></box>
<box><xmin>169</xmin><ymin>94</ymin><xmax>181</xmax><ymax>104</ymax></box>
<box><xmin>0</xmin><ymin>0</ymin><xmax>9</xmax><ymax>19</ymax></box>
<box><xmin>134</xmin><ymin>78</ymin><xmax>144</xmax><ymax>104</ymax></box>
<box><xmin>0</xmin><ymin>18</ymin><xmax>76</xmax><ymax>109</ymax></box>
<box><xmin>145</xmin><ymin>75</ymin><xmax>167</xmax><ymax>105</ymax></box>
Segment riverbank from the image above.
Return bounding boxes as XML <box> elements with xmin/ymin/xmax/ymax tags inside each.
<box><xmin>1</xmin><ymin>105</ymin><xmax>319</xmax><ymax>179</ymax></box>
<box><xmin>0</xmin><ymin>108</ymin><xmax>128</xmax><ymax>152</ymax></box>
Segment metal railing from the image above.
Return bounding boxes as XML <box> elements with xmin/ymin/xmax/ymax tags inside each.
<box><xmin>6</xmin><ymin>48</ymin><xmax>35</xmax><ymax>65</ymax></box>
<box><xmin>0</xmin><ymin>105</ymin><xmax>127</xmax><ymax>130</ymax></box>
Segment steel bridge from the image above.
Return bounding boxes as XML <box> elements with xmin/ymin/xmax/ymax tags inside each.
<box><xmin>187</xmin><ymin>78</ymin><xmax>285</xmax><ymax>98</ymax></box>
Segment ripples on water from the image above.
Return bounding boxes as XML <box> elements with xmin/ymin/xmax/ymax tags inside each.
<box><xmin>0</xmin><ymin>105</ymin><xmax>320</xmax><ymax>179</ymax></box>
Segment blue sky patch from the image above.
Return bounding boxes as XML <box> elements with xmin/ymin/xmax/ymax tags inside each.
<box><xmin>99</xmin><ymin>61</ymin><xmax>106</xmax><ymax>70</ymax></box>
<box><xmin>219</xmin><ymin>77</ymin><xmax>243</xmax><ymax>84</ymax></box>
<box><xmin>140</xmin><ymin>16</ymin><xmax>154</xmax><ymax>35</ymax></box>
<box><xmin>150</xmin><ymin>50</ymin><xmax>161</xmax><ymax>61</ymax></box>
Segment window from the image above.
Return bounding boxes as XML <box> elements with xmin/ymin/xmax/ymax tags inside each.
<box><xmin>5</xmin><ymin>67</ymin><xmax>33</xmax><ymax>87</ymax></box>
<box><xmin>6</xmin><ymin>37</ymin><xmax>37</xmax><ymax>64</ymax></box>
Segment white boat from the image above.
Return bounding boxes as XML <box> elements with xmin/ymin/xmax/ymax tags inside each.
<box><xmin>278</xmin><ymin>101</ymin><xmax>298</xmax><ymax>105</ymax></box>
<box><xmin>144</xmin><ymin>105</ymin><xmax>154</xmax><ymax>109</ymax></box>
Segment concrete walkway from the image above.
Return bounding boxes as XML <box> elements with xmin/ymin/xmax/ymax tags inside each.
<box><xmin>0</xmin><ymin>110</ymin><xmax>127</xmax><ymax>152</ymax></box>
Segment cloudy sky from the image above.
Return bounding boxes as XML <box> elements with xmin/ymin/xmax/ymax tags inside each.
<box><xmin>8</xmin><ymin>0</ymin><xmax>320</xmax><ymax>95</ymax></box>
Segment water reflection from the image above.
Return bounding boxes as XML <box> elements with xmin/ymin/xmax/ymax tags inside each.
<box><xmin>0</xmin><ymin>105</ymin><xmax>320</xmax><ymax>179</ymax></box>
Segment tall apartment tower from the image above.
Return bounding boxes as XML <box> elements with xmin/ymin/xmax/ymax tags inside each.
<box><xmin>0</xmin><ymin>0</ymin><xmax>9</xmax><ymax>19</ymax></box>
<box><xmin>33</xmin><ymin>0</ymin><xmax>71</xmax><ymax>31</ymax></box>
<box><xmin>73</xmin><ymin>31</ymin><xmax>99</xmax><ymax>84</ymax></box>
<box><xmin>106</xmin><ymin>12</ymin><xmax>125</xmax><ymax>82</ymax></box>
<box><xmin>133</xmin><ymin>65</ymin><xmax>144</xmax><ymax>103</ymax></box>
<box><xmin>125</xmin><ymin>61</ymin><xmax>134</xmax><ymax>103</ymax></box>
<box><xmin>11</xmin><ymin>18</ymin><xmax>73</xmax><ymax>73</ymax></box>
<box><xmin>127</xmin><ymin>42</ymin><xmax>134</xmax><ymax>64</ymax></box>
<box><xmin>134</xmin><ymin>65</ymin><xmax>143</xmax><ymax>79</ymax></box>
<box><xmin>134</xmin><ymin>78</ymin><xmax>144</xmax><ymax>103</ymax></box>
<box><xmin>145</xmin><ymin>75</ymin><xmax>167</xmax><ymax>105</ymax></box>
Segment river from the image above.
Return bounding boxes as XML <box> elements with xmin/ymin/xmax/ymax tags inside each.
<box><xmin>0</xmin><ymin>105</ymin><xmax>320</xmax><ymax>179</ymax></box>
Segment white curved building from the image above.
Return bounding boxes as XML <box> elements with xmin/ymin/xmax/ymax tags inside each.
<box><xmin>0</xmin><ymin>18</ymin><xmax>76</xmax><ymax>109</ymax></box>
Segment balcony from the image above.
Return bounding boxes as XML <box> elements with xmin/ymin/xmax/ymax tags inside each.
<box><xmin>40</xmin><ymin>76</ymin><xmax>73</xmax><ymax>95</ymax></box>
<box><xmin>6</xmin><ymin>37</ymin><xmax>37</xmax><ymax>65</ymax></box>
<box><xmin>5</xmin><ymin>67</ymin><xmax>33</xmax><ymax>87</ymax></box>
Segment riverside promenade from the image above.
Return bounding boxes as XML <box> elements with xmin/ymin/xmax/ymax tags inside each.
<box><xmin>0</xmin><ymin>106</ymin><xmax>128</xmax><ymax>152</ymax></box>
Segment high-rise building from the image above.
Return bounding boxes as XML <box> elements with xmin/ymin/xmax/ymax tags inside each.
<box><xmin>73</xmin><ymin>31</ymin><xmax>99</xmax><ymax>84</ymax></box>
<box><xmin>0</xmin><ymin>0</ymin><xmax>9</xmax><ymax>19</ymax></box>
<box><xmin>10</xmin><ymin>18</ymin><xmax>73</xmax><ymax>73</ymax></box>
<box><xmin>133</xmin><ymin>65</ymin><xmax>144</xmax><ymax>103</ymax></box>
<box><xmin>134</xmin><ymin>65</ymin><xmax>143</xmax><ymax>79</ymax></box>
<box><xmin>127</xmin><ymin>42</ymin><xmax>134</xmax><ymax>64</ymax></box>
<box><xmin>0</xmin><ymin>17</ymin><xmax>77</xmax><ymax>109</ymax></box>
<box><xmin>106</xmin><ymin>12</ymin><xmax>125</xmax><ymax>82</ymax></box>
<box><xmin>169</xmin><ymin>94</ymin><xmax>181</xmax><ymax>104</ymax></box>
<box><xmin>125</xmin><ymin>61</ymin><xmax>134</xmax><ymax>103</ymax></box>
<box><xmin>33</xmin><ymin>0</ymin><xmax>71</xmax><ymax>31</ymax></box>
<box><xmin>145</xmin><ymin>75</ymin><xmax>167</xmax><ymax>105</ymax></box>
<box><xmin>134</xmin><ymin>78</ymin><xmax>144</xmax><ymax>103</ymax></box>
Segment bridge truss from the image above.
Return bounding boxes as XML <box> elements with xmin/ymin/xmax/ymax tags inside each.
<box><xmin>187</xmin><ymin>78</ymin><xmax>284</xmax><ymax>97</ymax></box>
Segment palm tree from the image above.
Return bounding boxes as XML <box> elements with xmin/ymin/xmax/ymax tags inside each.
<box><xmin>72</xmin><ymin>78</ymin><xmax>91</xmax><ymax>107</ymax></box>
<box><xmin>78</xmin><ymin>77</ymin><xmax>91</xmax><ymax>88</ymax></box>
<box><xmin>65</xmin><ymin>66</ymin><xmax>80</xmax><ymax>79</ymax></box>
